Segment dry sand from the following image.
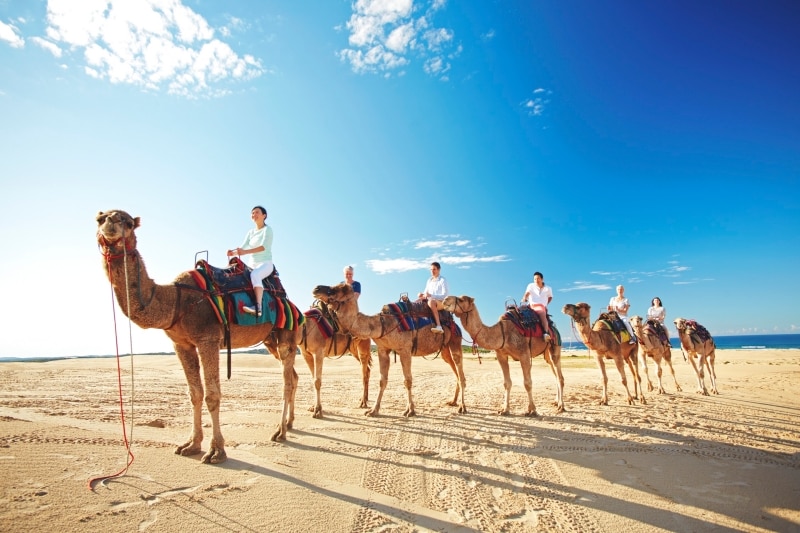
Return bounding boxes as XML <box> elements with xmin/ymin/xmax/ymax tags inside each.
<box><xmin>1</xmin><ymin>348</ymin><xmax>798</xmax><ymax>532</ymax></box>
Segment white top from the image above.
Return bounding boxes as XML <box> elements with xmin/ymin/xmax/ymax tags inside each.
<box><xmin>524</xmin><ymin>283</ymin><xmax>553</xmax><ymax>307</ymax></box>
<box><xmin>609</xmin><ymin>296</ymin><xmax>630</xmax><ymax>317</ymax></box>
<box><xmin>423</xmin><ymin>276</ymin><xmax>449</xmax><ymax>301</ymax></box>
<box><xmin>239</xmin><ymin>224</ymin><xmax>273</xmax><ymax>268</ymax></box>
<box><xmin>647</xmin><ymin>306</ymin><xmax>666</xmax><ymax>323</ymax></box>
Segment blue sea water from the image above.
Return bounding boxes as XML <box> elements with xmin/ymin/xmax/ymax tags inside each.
<box><xmin>2</xmin><ymin>334</ymin><xmax>799</xmax><ymax>362</ymax></box>
<box><xmin>561</xmin><ymin>333</ymin><xmax>800</xmax><ymax>351</ymax></box>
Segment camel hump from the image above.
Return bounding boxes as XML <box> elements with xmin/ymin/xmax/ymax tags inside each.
<box><xmin>686</xmin><ymin>320</ymin><xmax>712</xmax><ymax>342</ymax></box>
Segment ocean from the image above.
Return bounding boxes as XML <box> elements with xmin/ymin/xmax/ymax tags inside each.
<box><xmin>561</xmin><ymin>333</ymin><xmax>800</xmax><ymax>351</ymax></box>
<box><xmin>2</xmin><ymin>334</ymin><xmax>799</xmax><ymax>362</ymax></box>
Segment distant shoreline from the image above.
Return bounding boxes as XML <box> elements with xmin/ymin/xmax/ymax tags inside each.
<box><xmin>2</xmin><ymin>342</ymin><xmax>799</xmax><ymax>363</ymax></box>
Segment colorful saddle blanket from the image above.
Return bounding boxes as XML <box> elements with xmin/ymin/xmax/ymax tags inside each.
<box><xmin>502</xmin><ymin>306</ymin><xmax>561</xmax><ymax>345</ymax></box>
<box><xmin>189</xmin><ymin>259</ymin><xmax>302</xmax><ymax>329</ymax></box>
<box><xmin>194</xmin><ymin>258</ymin><xmax>287</xmax><ymax>297</ymax></box>
<box><xmin>304</xmin><ymin>307</ymin><xmax>336</xmax><ymax>339</ymax></box>
<box><xmin>595</xmin><ymin>312</ymin><xmax>633</xmax><ymax>344</ymax></box>
<box><xmin>381</xmin><ymin>300</ymin><xmax>459</xmax><ymax>335</ymax></box>
<box><xmin>685</xmin><ymin>320</ymin><xmax>712</xmax><ymax>343</ymax></box>
<box><xmin>645</xmin><ymin>319</ymin><xmax>670</xmax><ymax>345</ymax></box>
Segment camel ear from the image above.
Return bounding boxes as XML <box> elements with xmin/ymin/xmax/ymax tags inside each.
<box><xmin>466</xmin><ymin>296</ymin><xmax>474</xmax><ymax>304</ymax></box>
<box><xmin>96</xmin><ymin>211</ymin><xmax>107</xmax><ymax>224</ymax></box>
<box><xmin>133</xmin><ymin>217</ymin><xmax>141</xmax><ymax>229</ymax></box>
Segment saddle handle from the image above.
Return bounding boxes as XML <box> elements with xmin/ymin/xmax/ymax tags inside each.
<box><xmin>399</xmin><ymin>292</ymin><xmax>410</xmax><ymax>302</ymax></box>
<box><xmin>504</xmin><ymin>298</ymin><xmax>518</xmax><ymax>310</ymax></box>
<box><xmin>194</xmin><ymin>250</ymin><xmax>208</xmax><ymax>266</ymax></box>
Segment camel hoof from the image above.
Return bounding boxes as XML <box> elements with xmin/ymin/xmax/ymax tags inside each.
<box><xmin>598</xmin><ymin>399</ymin><xmax>609</xmax><ymax>406</ymax></box>
<box><xmin>640</xmin><ymin>397</ymin><xmax>647</xmax><ymax>405</ymax></box>
<box><xmin>457</xmin><ymin>405</ymin><xmax>467</xmax><ymax>414</ymax></box>
<box><xmin>270</xmin><ymin>427</ymin><xmax>287</xmax><ymax>442</ymax></box>
<box><xmin>712</xmin><ymin>389</ymin><xmax>719</xmax><ymax>395</ymax></box>
<box><xmin>676</xmin><ymin>385</ymin><xmax>683</xmax><ymax>392</ymax></box>
<box><xmin>403</xmin><ymin>409</ymin><xmax>416</xmax><ymax>418</ymax></box>
<box><xmin>554</xmin><ymin>405</ymin><xmax>565</xmax><ymax>414</ymax></box>
<box><xmin>201</xmin><ymin>448</ymin><xmax>227</xmax><ymax>464</ymax></box>
<box><xmin>365</xmin><ymin>409</ymin><xmax>378</xmax><ymax>417</ymax></box>
<box><xmin>497</xmin><ymin>410</ymin><xmax>510</xmax><ymax>416</ymax></box>
<box><xmin>175</xmin><ymin>443</ymin><xmax>201</xmax><ymax>457</ymax></box>
<box><xmin>446</xmin><ymin>400</ymin><xmax>458</xmax><ymax>407</ymax></box>
<box><xmin>359</xmin><ymin>401</ymin><xmax>368</xmax><ymax>409</ymax></box>
<box><xmin>524</xmin><ymin>410</ymin><xmax>540</xmax><ymax>418</ymax></box>
<box><xmin>627</xmin><ymin>397</ymin><xmax>635</xmax><ymax>405</ymax></box>
<box><xmin>312</xmin><ymin>411</ymin><xmax>323</xmax><ymax>419</ymax></box>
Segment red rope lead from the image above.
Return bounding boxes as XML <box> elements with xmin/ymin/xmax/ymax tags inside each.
<box><xmin>87</xmin><ymin>273</ymin><xmax>136</xmax><ymax>490</ymax></box>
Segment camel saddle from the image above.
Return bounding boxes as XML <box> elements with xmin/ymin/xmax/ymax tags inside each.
<box><xmin>381</xmin><ymin>299</ymin><xmax>454</xmax><ymax>332</ymax></box>
<box><xmin>595</xmin><ymin>311</ymin><xmax>634</xmax><ymax>344</ymax></box>
<box><xmin>685</xmin><ymin>320</ymin><xmax>712</xmax><ymax>343</ymax></box>
<box><xmin>503</xmin><ymin>306</ymin><xmax>560</xmax><ymax>344</ymax></box>
<box><xmin>645</xmin><ymin>319</ymin><xmax>670</xmax><ymax>346</ymax></box>
<box><xmin>195</xmin><ymin>257</ymin><xmax>287</xmax><ymax>298</ymax></box>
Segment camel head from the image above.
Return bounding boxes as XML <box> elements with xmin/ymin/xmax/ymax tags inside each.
<box><xmin>96</xmin><ymin>209</ymin><xmax>140</xmax><ymax>254</ymax></box>
<box><xmin>441</xmin><ymin>295</ymin><xmax>474</xmax><ymax>315</ymax></box>
<box><xmin>562</xmin><ymin>302</ymin><xmax>591</xmax><ymax>323</ymax></box>
<box><xmin>630</xmin><ymin>315</ymin><xmax>643</xmax><ymax>328</ymax></box>
<box><xmin>673</xmin><ymin>317</ymin><xmax>687</xmax><ymax>331</ymax></box>
<box><xmin>312</xmin><ymin>282</ymin><xmax>354</xmax><ymax>307</ymax></box>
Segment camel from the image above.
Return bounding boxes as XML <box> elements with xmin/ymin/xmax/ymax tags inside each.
<box><xmin>673</xmin><ymin>318</ymin><xmax>719</xmax><ymax>395</ymax></box>
<box><xmin>312</xmin><ymin>283</ymin><xmax>467</xmax><ymax>417</ymax></box>
<box><xmin>562</xmin><ymin>303</ymin><xmax>645</xmax><ymax>406</ymax></box>
<box><xmin>441</xmin><ymin>295</ymin><xmax>565</xmax><ymax>416</ymax></box>
<box><xmin>96</xmin><ymin>209</ymin><xmax>299</xmax><ymax>464</ymax></box>
<box><xmin>630</xmin><ymin>316</ymin><xmax>681</xmax><ymax>394</ymax></box>
<box><xmin>295</xmin><ymin>305</ymin><xmax>372</xmax><ymax>418</ymax></box>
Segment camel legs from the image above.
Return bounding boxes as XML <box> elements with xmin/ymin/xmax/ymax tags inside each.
<box><xmin>686</xmin><ymin>352</ymin><xmax>710</xmax><ymax>396</ymax></box>
<box><xmin>640</xmin><ymin>347</ymin><xmax>655</xmax><ymax>392</ymax></box>
<box><xmin>356</xmin><ymin>338</ymin><xmax>372</xmax><ymax>409</ymax></box>
<box><xmin>626</xmin><ymin>351</ymin><xmax>646</xmax><ymax>405</ymax></box>
<box><xmin>664</xmin><ymin>352</ymin><xmax>682</xmax><ymax>392</ymax></box>
<box><xmin>520</xmin><ymin>355</ymin><xmax>538</xmax><ymax>417</ymax></box>
<box><xmin>301</xmin><ymin>347</ymin><xmax>324</xmax><ymax>419</ymax></box>
<box><xmin>615</xmin><ymin>355</ymin><xmax>637</xmax><ymax>405</ymax></box>
<box><xmin>269</xmin><ymin>332</ymin><xmax>298</xmax><ymax>442</ymax></box>
<box><xmin>544</xmin><ymin>344</ymin><xmax>566</xmax><ymax>413</ymax></box>
<box><xmin>705</xmin><ymin>349</ymin><xmax>719</xmax><ymax>394</ymax></box>
<box><xmin>594</xmin><ymin>352</ymin><xmax>611</xmax><ymax>406</ymax></box>
<box><xmin>173</xmin><ymin>343</ymin><xmax>214</xmax><ymax>460</ymax></box>
<box><xmin>440</xmin><ymin>347</ymin><xmax>467</xmax><ymax>414</ymax></box>
<box><xmin>497</xmin><ymin>353</ymin><xmax>513</xmax><ymax>415</ymax></box>
<box><xmin>366</xmin><ymin>348</ymin><xmax>391</xmax><ymax>417</ymax></box>
<box><xmin>397</xmin><ymin>353</ymin><xmax>416</xmax><ymax>417</ymax></box>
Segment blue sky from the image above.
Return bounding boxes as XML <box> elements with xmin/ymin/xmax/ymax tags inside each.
<box><xmin>1</xmin><ymin>0</ymin><xmax>798</xmax><ymax>358</ymax></box>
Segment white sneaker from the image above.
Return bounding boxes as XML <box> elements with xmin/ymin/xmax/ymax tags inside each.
<box><xmin>431</xmin><ymin>325</ymin><xmax>443</xmax><ymax>334</ymax></box>
<box><xmin>243</xmin><ymin>305</ymin><xmax>259</xmax><ymax>316</ymax></box>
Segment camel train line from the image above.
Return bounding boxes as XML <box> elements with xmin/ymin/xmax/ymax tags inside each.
<box><xmin>96</xmin><ymin>209</ymin><xmax>718</xmax><ymax>465</ymax></box>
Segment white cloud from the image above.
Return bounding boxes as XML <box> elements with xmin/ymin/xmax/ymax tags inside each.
<box><xmin>339</xmin><ymin>0</ymin><xmax>458</xmax><ymax>78</ymax></box>
<box><xmin>42</xmin><ymin>0</ymin><xmax>263</xmax><ymax>98</ymax></box>
<box><xmin>366</xmin><ymin>235</ymin><xmax>507</xmax><ymax>273</ymax></box>
<box><xmin>523</xmin><ymin>88</ymin><xmax>551</xmax><ymax>117</ymax></box>
<box><xmin>31</xmin><ymin>36</ymin><xmax>62</xmax><ymax>57</ymax></box>
<box><xmin>560</xmin><ymin>281</ymin><xmax>613</xmax><ymax>292</ymax></box>
<box><xmin>0</xmin><ymin>20</ymin><xmax>25</xmax><ymax>48</ymax></box>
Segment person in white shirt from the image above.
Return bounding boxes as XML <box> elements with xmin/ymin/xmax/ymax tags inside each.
<box><xmin>608</xmin><ymin>284</ymin><xmax>636</xmax><ymax>343</ymax></box>
<box><xmin>647</xmin><ymin>296</ymin><xmax>668</xmax><ymax>339</ymax></box>
<box><xmin>228</xmin><ymin>205</ymin><xmax>273</xmax><ymax>317</ymax></box>
<box><xmin>418</xmin><ymin>262</ymin><xmax>448</xmax><ymax>333</ymax></box>
<box><xmin>522</xmin><ymin>271</ymin><xmax>554</xmax><ymax>339</ymax></box>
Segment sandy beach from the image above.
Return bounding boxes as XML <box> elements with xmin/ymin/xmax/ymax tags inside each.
<box><xmin>1</xmin><ymin>348</ymin><xmax>798</xmax><ymax>532</ymax></box>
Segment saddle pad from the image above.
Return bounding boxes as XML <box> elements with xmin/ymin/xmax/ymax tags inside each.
<box><xmin>304</xmin><ymin>308</ymin><xmax>334</xmax><ymax>339</ymax></box>
<box><xmin>231</xmin><ymin>293</ymin><xmax>305</xmax><ymax>329</ymax></box>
